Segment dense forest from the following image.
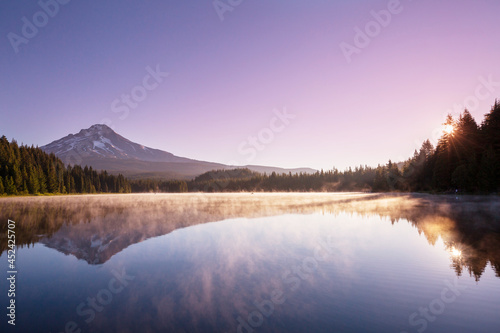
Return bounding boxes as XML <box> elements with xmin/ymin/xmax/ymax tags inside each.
<box><xmin>1</xmin><ymin>101</ymin><xmax>499</xmax><ymax>195</ymax></box>
<box><xmin>130</xmin><ymin>179</ymin><xmax>188</xmax><ymax>193</ymax></box>
<box><xmin>0</xmin><ymin>136</ymin><xmax>131</xmax><ymax>195</ymax></box>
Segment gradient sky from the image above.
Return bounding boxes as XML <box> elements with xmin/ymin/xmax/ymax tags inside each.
<box><xmin>1</xmin><ymin>0</ymin><xmax>500</xmax><ymax>170</ymax></box>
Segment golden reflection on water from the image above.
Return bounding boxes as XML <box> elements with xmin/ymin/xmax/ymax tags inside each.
<box><xmin>450</xmin><ymin>246</ymin><xmax>462</xmax><ymax>258</ymax></box>
<box><xmin>0</xmin><ymin>193</ymin><xmax>499</xmax><ymax>280</ymax></box>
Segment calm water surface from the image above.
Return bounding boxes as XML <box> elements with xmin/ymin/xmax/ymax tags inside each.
<box><xmin>0</xmin><ymin>193</ymin><xmax>499</xmax><ymax>333</ymax></box>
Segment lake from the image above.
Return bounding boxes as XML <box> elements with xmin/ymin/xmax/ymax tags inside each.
<box><xmin>1</xmin><ymin>193</ymin><xmax>499</xmax><ymax>333</ymax></box>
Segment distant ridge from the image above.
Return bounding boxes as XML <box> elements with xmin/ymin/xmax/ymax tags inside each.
<box><xmin>41</xmin><ymin>124</ymin><xmax>316</xmax><ymax>179</ymax></box>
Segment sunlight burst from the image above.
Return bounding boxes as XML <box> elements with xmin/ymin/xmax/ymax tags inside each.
<box><xmin>443</xmin><ymin>124</ymin><xmax>455</xmax><ymax>135</ymax></box>
<box><xmin>450</xmin><ymin>246</ymin><xmax>462</xmax><ymax>257</ymax></box>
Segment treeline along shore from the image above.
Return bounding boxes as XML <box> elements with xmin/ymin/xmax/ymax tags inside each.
<box><xmin>1</xmin><ymin>101</ymin><xmax>499</xmax><ymax>196</ymax></box>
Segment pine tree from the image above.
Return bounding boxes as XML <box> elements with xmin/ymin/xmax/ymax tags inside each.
<box><xmin>12</xmin><ymin>163</ymin><xmax>22</xmax><ymax>192</ymax></box>
<box><xmin>47</xmin><ymin>164</ymin><xmax>58</xmax><ymax>193</ymax></box>
<box><xmin>21</xmin><ymin>166</ymin><xmax>29</xmax><ymax>193</ymax></box>
<box><xmin>433</xmin><ymin>115</ymin><xmax>457</xmax><ymax>190</ymax></box>
<box><xmin>28</xmin><ymin>166</ymin><xmax>40</xmax><ymax>194</ymax></box>
<box><xmin>480</xmin><ymin>101</ymin><xmax>500</xmax><ymax>190</ymax></box>
<box><xmin>5</xmin><ymin>176</ymin><xmax>16</xmax><ymax>195</ymax></box>
<box><xmin>373</xmin><ymin>167</ymin><xmax>388</xmax><ymax>192</ymax></box>
<box><xmin>38</xmin><ymin>165</ymin><xmax>47</xmax><ymax>193</ymax></box>
<box><xmin>478</xmin><ymin>146</ymin><xmax>497</xmax><ymax>192</ymax></box>
<box><xmin>451</xmin><ymin>110</ymin><xmax>480</xmax><ymax>191</ymax></box>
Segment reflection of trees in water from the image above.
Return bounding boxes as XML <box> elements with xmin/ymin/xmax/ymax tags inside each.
<box><xmin>0</xmin><ymin>193</ymin><xmax>499</xmax><ymax>279</ymax></box>
<box><xmin>0</xmin><ymin>197</ymin><xmax>126</xmax><ymax>255</ymax></box>
<box><xmin>410</xmin><ymin>201</ymin><xmax>499</xmax><ymax>281</ymax></box>
<box><xmin>315</xmin><ymin>194</ymin><xmax>500</xmax><ymax>281</ymax></box>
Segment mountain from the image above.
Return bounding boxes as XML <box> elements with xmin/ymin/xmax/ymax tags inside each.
<box><xmin>41</xmin><ymin>124</ymin><xmax>191</xmax><ymax>162</ymax></box>
<box><xmin>41</xmin><ymin>124</ymin><xmax>316</xmax><ymax>179</ymax></box>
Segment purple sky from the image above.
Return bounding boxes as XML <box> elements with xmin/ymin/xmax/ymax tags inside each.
<box><xmin>1</xmin><ymin>0</ymin><xmax>499</xmax><ymax>170</ymax></box>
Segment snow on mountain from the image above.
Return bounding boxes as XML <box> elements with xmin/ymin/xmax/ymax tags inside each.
<box><xmin>41</xmin><ymin>124</ymin><xmax>192</xmax><ymax>163</ymax></box>
<box><xmin>41</xmin><ymin>124</ymin><xmax>317</xmax><ymax>179</ymax></box>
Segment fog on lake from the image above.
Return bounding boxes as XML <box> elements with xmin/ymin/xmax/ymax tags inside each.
<box><xmin>0</xmin><ymin>193</ymin><xmax>499</xmax><ymax>332</ymax></box>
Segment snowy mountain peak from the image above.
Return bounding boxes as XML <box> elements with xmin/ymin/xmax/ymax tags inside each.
<box><xmin>41</xmin><ymin>124</ymin><xmax>191</xmax><ymax>163</ymax></box>
<box><xmin>78</xmin><ymin>124</ymin><xmax>113</xmax><ymax>136</ymax></box>
<box><xmin>90</xmin><ymin>124</ymin><xmax>111</xmax><ymax>130</ymax></box>
<box><xmin>41</xmin><ymin>124</ymin><xmax>316</xmax><ymax>178</ymax></box>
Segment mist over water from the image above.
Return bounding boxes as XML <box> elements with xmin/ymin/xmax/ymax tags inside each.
<box><xmin>1</xmin><ymin>193</ymin><xmax>499</xmax><ymax>332</ymax></box>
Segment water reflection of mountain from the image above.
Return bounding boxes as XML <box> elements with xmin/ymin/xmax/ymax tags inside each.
<box><xmin>0</xmin><ymin>193</ymin><xmax>499</xmax><ymax>278</ymax></box>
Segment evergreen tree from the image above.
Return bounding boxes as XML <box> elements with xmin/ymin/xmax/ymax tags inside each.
<box><xmin>480</xmin><ymin>101</ymin><xmax>500</xmax><ymax>191</ymax></box>
<box><xmin>47</xmin><ymin>164</ymin><xmax>58</xmax><ymax>193</ymax></box>
<box><xmin>28</xmin><ymin>166</ymin><xmax>40</xmax><ymax>194</ymax></box>
<box><xmin>38</xmin><ymin>165</ymin><xmax>47</xmax><ymax>193</ymax></box>
<box><xmin>450</xmin><ymin>110</ymin><xmax>480</xmax><ymax>191</ymax></box>
<box><xmin>433</xmin><ymin>115</ymin><xmax>457</xmax><ymax>190</ymax></box>
<box><xmin>478</xmin><ymin>146</ymin><xmax>497</xmax><ymax>192</ymax></box>
<box><xmin>12</xmin><ymin>163</ymin><xmax>22</xmax><ymax>192</ymax></box>
<box><xmin>5</xmin><ymin>176</ymin><xmax>16</xmax><ymax>195</ymax></box>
